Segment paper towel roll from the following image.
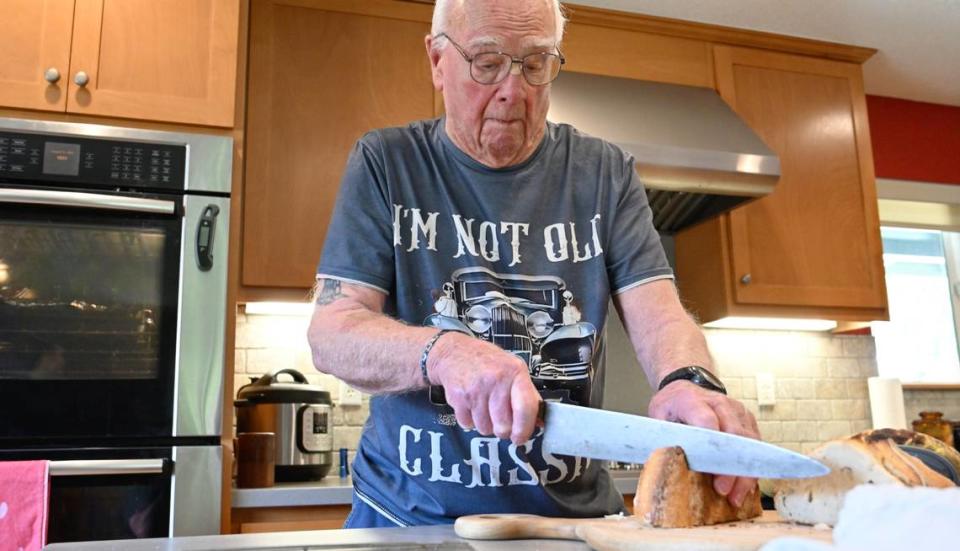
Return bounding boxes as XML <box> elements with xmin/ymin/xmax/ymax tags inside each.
<box><xmin>868</xmin><ymin>377</ymin><xmax>908</xmax><ymax>430</ymax></box>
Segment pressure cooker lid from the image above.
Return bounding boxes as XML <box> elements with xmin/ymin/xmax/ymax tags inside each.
<box><xmin>236</xmin><ymin>368</ymin><xmax>332</xmax><ymax>404</ymax></box>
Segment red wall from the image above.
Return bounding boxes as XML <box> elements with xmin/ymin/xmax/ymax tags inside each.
<box><xmin>866</xmin><ymin>95</ymin><xmax>960</xmax><ymax>185</ymax></box>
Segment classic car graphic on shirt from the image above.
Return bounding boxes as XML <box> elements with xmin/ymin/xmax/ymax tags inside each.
<box><xmin>425</xmin><ymin>267</ymin><xmax>597</xmax><ymax>405</ymax></box>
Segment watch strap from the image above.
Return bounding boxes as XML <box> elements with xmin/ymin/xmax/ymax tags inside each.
<box><xmin>657</xmin><ymin>365</ymin><xmax>727</xmax><ymax>394</ymax></box>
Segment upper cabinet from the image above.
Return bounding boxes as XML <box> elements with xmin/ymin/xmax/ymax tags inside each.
<box><xmin>0</xmin><ymin>0</ymin><xmax>240</xmax><ymax>127</ymax></box>
<box><xmin>561</xmin><ymin>18</ymin><xmax>714</xmax><ymax>88</ymax></box>
<box><xmin>240</xmin><ymin>0</ymin><xmax>436</xmax><ymax>295</ymax></box>
<box><xmin>676</xmin><ymin>46</ymin><xmax>887</xmax><ymax>322</ymax></box>
<box><xmin>0</xmin><ymin>0</ymin><xmax>75</xmax><ymax>112</ymax></box>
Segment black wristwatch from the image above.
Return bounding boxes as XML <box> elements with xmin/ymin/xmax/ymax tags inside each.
<box><xmin>657</xmin><ymin>366</ymin><xmax>727</xmax><ymax>394</ymax></box>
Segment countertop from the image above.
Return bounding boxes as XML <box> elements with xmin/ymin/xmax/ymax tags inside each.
<box><xmin>232</xmin><ymin>475</ymin><xmax>355</xmax><ymax>508</ymax></box>
<box><xmin>232</xmin><ymin>470</ymin><xmax>642</xmax><ymax>508</ymax></box>
<box><xmin>45</xmin><ymin>525</ymin><xmax>589</xmax><ymax>550</ymax></box>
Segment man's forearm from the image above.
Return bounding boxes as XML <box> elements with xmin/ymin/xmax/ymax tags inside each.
<box><xmin>307</xmin><ymin>281</ymin><xmax>439</xmax><ymax>394</ymax></box>
<box><xmin>635</xmin><ymin>313</ymin><xmax>713</xmax><ymax>388</ymax></box>
<box><xmin>613</xmin><ymin>280</ymin><xmax>715</xmax><ymax>389</ymax></box>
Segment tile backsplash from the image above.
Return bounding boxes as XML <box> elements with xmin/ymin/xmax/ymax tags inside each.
<box><xmin>602</xmin><ymin>311</ymin><xmax>880</xmax><ymax>453</ymax></box>
<box><xmin>903</xmin><ymin>389</ymin><xmax>960</xmax><ymax>423</ymax></box>
<box><xmin>234</xmin><ymin>310</ymin><xmax>368</xmax><ymax>457</ymax></box>
<box><xmin>703</xmin><ymin>329</ymin><xmax>876</xmax><ymax>454</ymax></box>
<box><xmin>236</xmin><ymin>308</ymin><xmax>954</xmax><ymax>458</ymax></box>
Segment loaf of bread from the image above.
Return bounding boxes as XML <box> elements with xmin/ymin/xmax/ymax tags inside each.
<box><xmin>854</xmin><ymin>427</ymin><xmax>960</xmax><ymax>475</ymax></box>
<box><xmin>633</xmin><ymin>446</ymin><xmax>762</xmax><ymax>528</ymax></box>
<box><xmin>773</xmin><ymin>431</ymin><xmax>955</xmax><ymax>527</ymax></box>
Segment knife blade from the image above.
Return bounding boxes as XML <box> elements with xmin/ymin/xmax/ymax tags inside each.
<box><xmin>541</xmin><ymin>401</ymin><xmax>829</xmax><ymax>479</ymax></box>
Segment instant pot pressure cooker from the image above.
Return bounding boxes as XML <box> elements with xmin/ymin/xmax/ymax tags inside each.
<box><xmin>235</xmin><ymin>369</ymin><xmax>334</xmax><ymax>481</ymax></box>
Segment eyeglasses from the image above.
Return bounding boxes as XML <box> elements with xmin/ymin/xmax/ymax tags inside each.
<box><xmin>435</xmin><ymin>32</ymin><xmax>565</xmax><ymax>86</ymax></box>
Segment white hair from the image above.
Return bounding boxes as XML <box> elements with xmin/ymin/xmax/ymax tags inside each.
<box><xmin>431</xmin><ymin>0</ymin><xmax>567</xmax><ymax>50</ymax></box>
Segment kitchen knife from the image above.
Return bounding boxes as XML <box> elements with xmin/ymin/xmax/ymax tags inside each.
<box><xmin>541</xmin><ymin>401</ymin><xmax>829</xmax><ymax>479</ymax></box>
<box><xmin>429</xmin><ymin>387</ymin><xmax>827</xmax><ymax>479</ymax></box>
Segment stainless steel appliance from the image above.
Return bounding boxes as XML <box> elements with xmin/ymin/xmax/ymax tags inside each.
<box><xmin>0</xmin><ymin>116</ymin><xmax>230</xmax><ymax>542</ymax></box>
<box><xmin>235</xmin><ymin>369</ymin><xmax>334</xmax><ymax>481</ymax></box>
<box><xmin>548</xmin><ymin>71</ymin><xmax>781</xmax><ymax>234</ymax></box>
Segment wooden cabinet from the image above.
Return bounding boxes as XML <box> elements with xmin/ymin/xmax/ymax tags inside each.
<box><xmin>0</xmin><ymin>0</ymin><xmax>75</xmax><ymax>112</ymax></box>
<box><xmin>231</xmin><ymin>504</ymin><xmax>351</xmax><ymax>533</ymax></box>
<box><xmin>0</xmin><ymin>0</ymin><xmax>240</xmax><ymax>127</ymax></box>
<box><xmin>676</xmin><ymin>46</ymin><xmax>887</xmax><ymax>322</ymax></box>
<box><xmin>561</xmin><ymin>19</ymin><xmax>713</xmax><ymax>88</ymax></box>
<box><xmin>240</xmin><ymin>0</ymin><xmax>436</xmax><ymax>295</ymax></box>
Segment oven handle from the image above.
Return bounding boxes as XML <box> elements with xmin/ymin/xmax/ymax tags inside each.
<box><xmin>0</xmin><ymin>188</ymin><xmax>176</xmax><ymax>215</ymax></box>
<box><xmin>49</xmin><ymin>459</ymin><xmax>168</xmax><ymax>477</ymax></box>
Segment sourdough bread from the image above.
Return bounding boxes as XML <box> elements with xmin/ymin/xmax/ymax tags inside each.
<box><xmin>773</xmin><ymin>431</ymin><xmax>954</xmax><ymax>526</ymax></box>
<box><xmin>633</xmin><ymin>446</ymin><xmax>762</xmax><ymax>528</ymax></box>
<box><xmin>854</xmin><ymin>428</ymin><xmax>960</xmax><ymax>476</ymax></box>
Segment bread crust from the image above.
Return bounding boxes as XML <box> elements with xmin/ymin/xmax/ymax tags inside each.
<box><xmin>633</xmin><ymin>446</ymin><xmax>762</xmax><ymax>528</ymax></box>
<box><xmin>855</xmin><ymin>428</ymin><xmax>960</xmax><ymax>475</ymax></box>
<box><xmin>773</xmin><ymin>431</ymin><xmax>955</xmax><ymax>526</ymax></box>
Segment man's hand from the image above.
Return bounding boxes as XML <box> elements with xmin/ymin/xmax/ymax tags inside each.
<box><xmin>648</xmin><ymin>381</ymin><xmax>761</xmax><ymax>508</ymax></box>
<box><xmin>427</xmin><ymin>332</ymin><xmax>541</xmax><ymax>446</ymax></box>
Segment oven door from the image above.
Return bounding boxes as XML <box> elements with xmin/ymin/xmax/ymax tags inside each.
<box><xmin>0</xmin><ymin>445</ymin><xmax>222</xmax><ymax>542</ymax></box>
<box><xmin>0</xmin><ymin>186</ymin><xmax>183</xmax><ymax>443</ymax></box>
<box><xmin>48</xmin><ymin>450</ymin><xmax>173</xmax><ymax>543</ymax></box>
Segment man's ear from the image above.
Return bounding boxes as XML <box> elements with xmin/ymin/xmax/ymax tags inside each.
<box><xmin>425</xmin><ymin>34</ymin><xmax>444</xmax><ymax>91</ymax></box>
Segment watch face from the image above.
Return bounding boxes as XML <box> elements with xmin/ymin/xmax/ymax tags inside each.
<box><xmin>694</xmin><ymin>368</ymin><xmax>721</xmax><ymax>387</ymax></box>
<box><xmin>690</xmin><ymin>367</ymin><xmax>725</xmax><ymax>393</ymax></box>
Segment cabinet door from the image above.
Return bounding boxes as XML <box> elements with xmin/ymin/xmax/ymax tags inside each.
<box><xmin>714</xmin><ymin>46</ymin><xmax>886</xmax><ymax>309</ymax></box>
<box><xmin>66</xmin><ymin>0</ymin><xmax>239</xmax><ymax>127</ymax></box>
<box><xmin>0</xmin><ymin>0</ymin><xmax>74</xmax><ymax>112</ymax></box>
<box><xmin>230</xmin><ymin>504</ymin><xmax>351</xmax><ymax>533</ymax></box>
<box><xmin>242</xmin><ymin>0</ymin><xmax>434</xmax><ymax>289</ymax></box>
<box><xmin>562</xmin><ymin>23</ymin><xmax>713</xmax><ymax>88</ymax></box>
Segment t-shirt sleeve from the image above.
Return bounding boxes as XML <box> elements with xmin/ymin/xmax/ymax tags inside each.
<box><xmin>604</xmin><ymin>151</ymin><xmax>674</xmax><ymax>294</ymax></box>
<box><xmin>316</xmin><ymin>133</ymin><xmax>395</xmax><ymax>295</ymax></box>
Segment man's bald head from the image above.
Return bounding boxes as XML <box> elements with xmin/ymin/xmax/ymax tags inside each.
<box><xmin>431</xmin><ymin>0</ymin><xmax>567</xmax><ymax>50</ymax></box>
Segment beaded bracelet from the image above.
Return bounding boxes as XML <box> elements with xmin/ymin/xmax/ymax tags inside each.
<box><xmin>419</xmin><ymin>329</ymin><xmax>453</xmax><ymax>387</ymax></box>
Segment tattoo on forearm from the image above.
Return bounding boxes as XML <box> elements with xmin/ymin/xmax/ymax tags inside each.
<box><xmin>315</xmin><ymin>279</ymin><xmax>347</xmax><ymax>305</ymax></box>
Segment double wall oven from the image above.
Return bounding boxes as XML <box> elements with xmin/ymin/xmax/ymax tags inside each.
<box><xmin>0</xmin><ymin>117</ymin><xmax>230</xmax><ymax>542</ymax></box>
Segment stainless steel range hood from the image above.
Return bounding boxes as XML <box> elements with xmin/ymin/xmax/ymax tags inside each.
<box><xmin>547</xmin><ymin>72</ymin><xmax>780</xmax><ymax>234</ymax></box>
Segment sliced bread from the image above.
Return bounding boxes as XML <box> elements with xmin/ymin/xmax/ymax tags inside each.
<box><xmin>633</xmin><ymin>446</ymin><xmax>762</xmax><ymax>528</ymax></box>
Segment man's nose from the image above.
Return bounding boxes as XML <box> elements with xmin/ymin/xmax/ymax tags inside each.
<box><xmin>497</xmin><ymin>65</ymin><xmax>528</xmax><ymax>101</ymax></box>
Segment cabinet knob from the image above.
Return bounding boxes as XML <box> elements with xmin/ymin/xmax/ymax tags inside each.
<box><xmin>74</xmin><ymin>71</ymin><xmax>89</xmax><ymax>87</ymax></box>
<box><xmin>44</xmin><ymin>67</ymin><xmax>61</xmax><ymax>84</ymax></box>
<box><xmin>740</xmin><ymin>273</ymin><xmax>752</xmax><ymax>285</ymax></box>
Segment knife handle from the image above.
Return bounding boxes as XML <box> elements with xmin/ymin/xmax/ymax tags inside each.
<box><xmin>455</xmin><ymin>513</ymin><xmax>611</xmax><ymax>540</ymax></box>
<box><xmin>429</xmin><ymin>385</ymin><xmax>547</xmax><ymax>423</ymax></box>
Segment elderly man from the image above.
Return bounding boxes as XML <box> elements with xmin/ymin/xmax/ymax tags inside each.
<box><xmin>308</xmin><ymin>0</ymin><xmax>760</xmax><ymax>528</ymax></box>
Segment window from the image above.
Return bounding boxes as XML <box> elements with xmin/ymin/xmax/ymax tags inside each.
<box><xmin>871</xmin><ymin>227</ymin><xmax>960</xmax><ymax>383</ymax></box>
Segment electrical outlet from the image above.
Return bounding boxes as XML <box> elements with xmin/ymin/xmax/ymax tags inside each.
<box><xmin>338</xmin><ymin>380</ymin><xmax>362</xmax><ymax>406</ymax></box>
<box><xmin>756</xmin><ymin>373</ymin><xmax>776</xmax><ymax>407</ymax></box>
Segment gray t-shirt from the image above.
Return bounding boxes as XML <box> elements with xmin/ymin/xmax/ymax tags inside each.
<box><xmin>318</xmin><ymin>117</ymin><xmax>673</xmax><ymax>525</ymax></box>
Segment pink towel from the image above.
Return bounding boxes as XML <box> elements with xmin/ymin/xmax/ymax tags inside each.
<box><xmin>0</xmin><ymin>461</ymin><xmax>50</xmax><ymax>551</ymax></box>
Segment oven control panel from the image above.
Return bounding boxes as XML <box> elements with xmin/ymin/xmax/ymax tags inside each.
<box><xmin>0</xmin><ymin>130</ymin><xmax>186</xmax><ymax>191</ymax></box>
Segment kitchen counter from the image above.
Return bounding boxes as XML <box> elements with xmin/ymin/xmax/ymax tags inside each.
<box><xmin>232</xmin><ymin>476</ymin><xmax>355</xmax><ymax>508</ymax></box>
<box><xmin>45</xmin><ymin>525</ymin><xmax>589</xmax><ymax>550</ymax></box>
<box><xmin>232</xmin><ymin>470</ymin><xmax>642</xmax><ymax>508</ymax></box>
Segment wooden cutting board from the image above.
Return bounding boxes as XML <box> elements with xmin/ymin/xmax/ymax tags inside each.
<box><xmin>455</xmin><ymin>510</ymin><xmax>832</xmax><ymax>551</ymax></box>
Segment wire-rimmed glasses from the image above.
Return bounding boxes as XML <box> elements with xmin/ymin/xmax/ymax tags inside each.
<box><xmin>435</xmin><ymin>32</ymin><xmax>565</xmax><ymax>86</ymax></box>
